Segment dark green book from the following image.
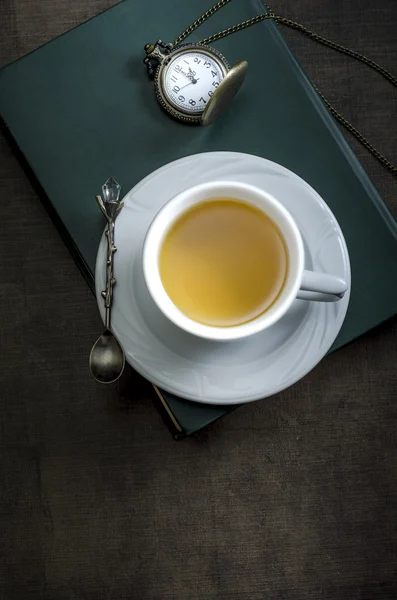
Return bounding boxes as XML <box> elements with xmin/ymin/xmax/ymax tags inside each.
<box><xmin>1</xmin><ymin>0</ymin><xmax>397</xmax><ymax>438</ymax></box>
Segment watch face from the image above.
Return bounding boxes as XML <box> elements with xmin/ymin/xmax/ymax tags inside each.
<box><xmin>158</xmin><ymin>46</ymin><xmax>228</xmax><ymax>119</ymax></box>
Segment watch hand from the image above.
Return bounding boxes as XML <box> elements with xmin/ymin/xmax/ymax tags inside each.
<box><xmin>178</xmin><ymin>81</ymin><xmax>194</xmax><ymax>90</ymax></box>
<box><xmin>180</xmin><ymin>70</ymin><xmax>193</xmax><ymax>80</ymax></box>
<box><xmin>188</xmin><ymin>69</ymin><xmax>198</xmax><ymax>83</ymax></box>
<box><xmin>178</xmin><ymin>78</ymin><xmax>200</xmax><ymax>91</ymax></box>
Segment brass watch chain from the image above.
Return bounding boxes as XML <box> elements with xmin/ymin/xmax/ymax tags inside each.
<box><xmin>172</xmin><ymin>0</ymin><xmax>397</xmax><ymax>176</ymax></box>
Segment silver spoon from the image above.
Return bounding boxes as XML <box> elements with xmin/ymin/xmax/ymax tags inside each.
<box><xmin>89</xmin><ymin>177</ymin><xmax>125</xmax><ymax>384</ymax></box>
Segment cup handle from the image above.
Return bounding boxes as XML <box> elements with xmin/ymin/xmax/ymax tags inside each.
<box><xmin>296</xmin><ymin>270</ymin><xmax>347</xmax><ymax>302</ymax></box>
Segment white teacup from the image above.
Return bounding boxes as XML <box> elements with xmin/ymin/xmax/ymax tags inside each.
<box><xmin>142</xmin><ymin>181</ymin><xmax>347</xmax><ymax>341</ymax></box>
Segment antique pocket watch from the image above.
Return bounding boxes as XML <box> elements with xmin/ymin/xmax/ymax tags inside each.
<box><xmin>144</xmin><ymin>40</ymin><xmax>248</xmax><ymax>126</ymax></box>
<box><xmin>141</xmin><ymin>0</ymin><xmax>397</xmax><ymax>176</ymax></box>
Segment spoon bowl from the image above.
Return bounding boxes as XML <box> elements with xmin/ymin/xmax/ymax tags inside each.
<box><xmin>89</xmin><ymin>328</ymin><xmax>125</xmax><ymax>384</ymax></box>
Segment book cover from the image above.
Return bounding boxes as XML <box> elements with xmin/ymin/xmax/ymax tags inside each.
<box><xmin>1</xmin><ymin>0</ymin><xmax>396</xmax><ymax>436</ymax></box>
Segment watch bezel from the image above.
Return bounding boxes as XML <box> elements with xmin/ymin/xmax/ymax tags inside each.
<box><xmin>154</xmin><ymin>43</ymin><xmax>230</xmax><ymax>124</ymax></box>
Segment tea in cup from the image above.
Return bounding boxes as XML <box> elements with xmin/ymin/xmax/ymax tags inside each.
<box><xmin>143</xmin><ymin>181</ymin><xmax>347</xmax><ymax>341</ymax></box>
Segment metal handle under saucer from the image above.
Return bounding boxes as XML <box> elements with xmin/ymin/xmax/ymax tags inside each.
<box><xmin>297</xmin><ymin>270</ymin><xmax>347</xmax><ymax>302</ymax></box>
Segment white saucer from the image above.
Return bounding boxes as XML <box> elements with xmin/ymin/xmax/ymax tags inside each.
<box><xmin>95</xmin><ymin>152</ymin><xmax>350</xmax><ymax>405</ymax></box>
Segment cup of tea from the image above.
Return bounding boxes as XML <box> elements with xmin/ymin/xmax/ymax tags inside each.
<box><xmin>142</xmin><ymin>181</ymin><xmax>347</xmax><ymax>341</ymax></box>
